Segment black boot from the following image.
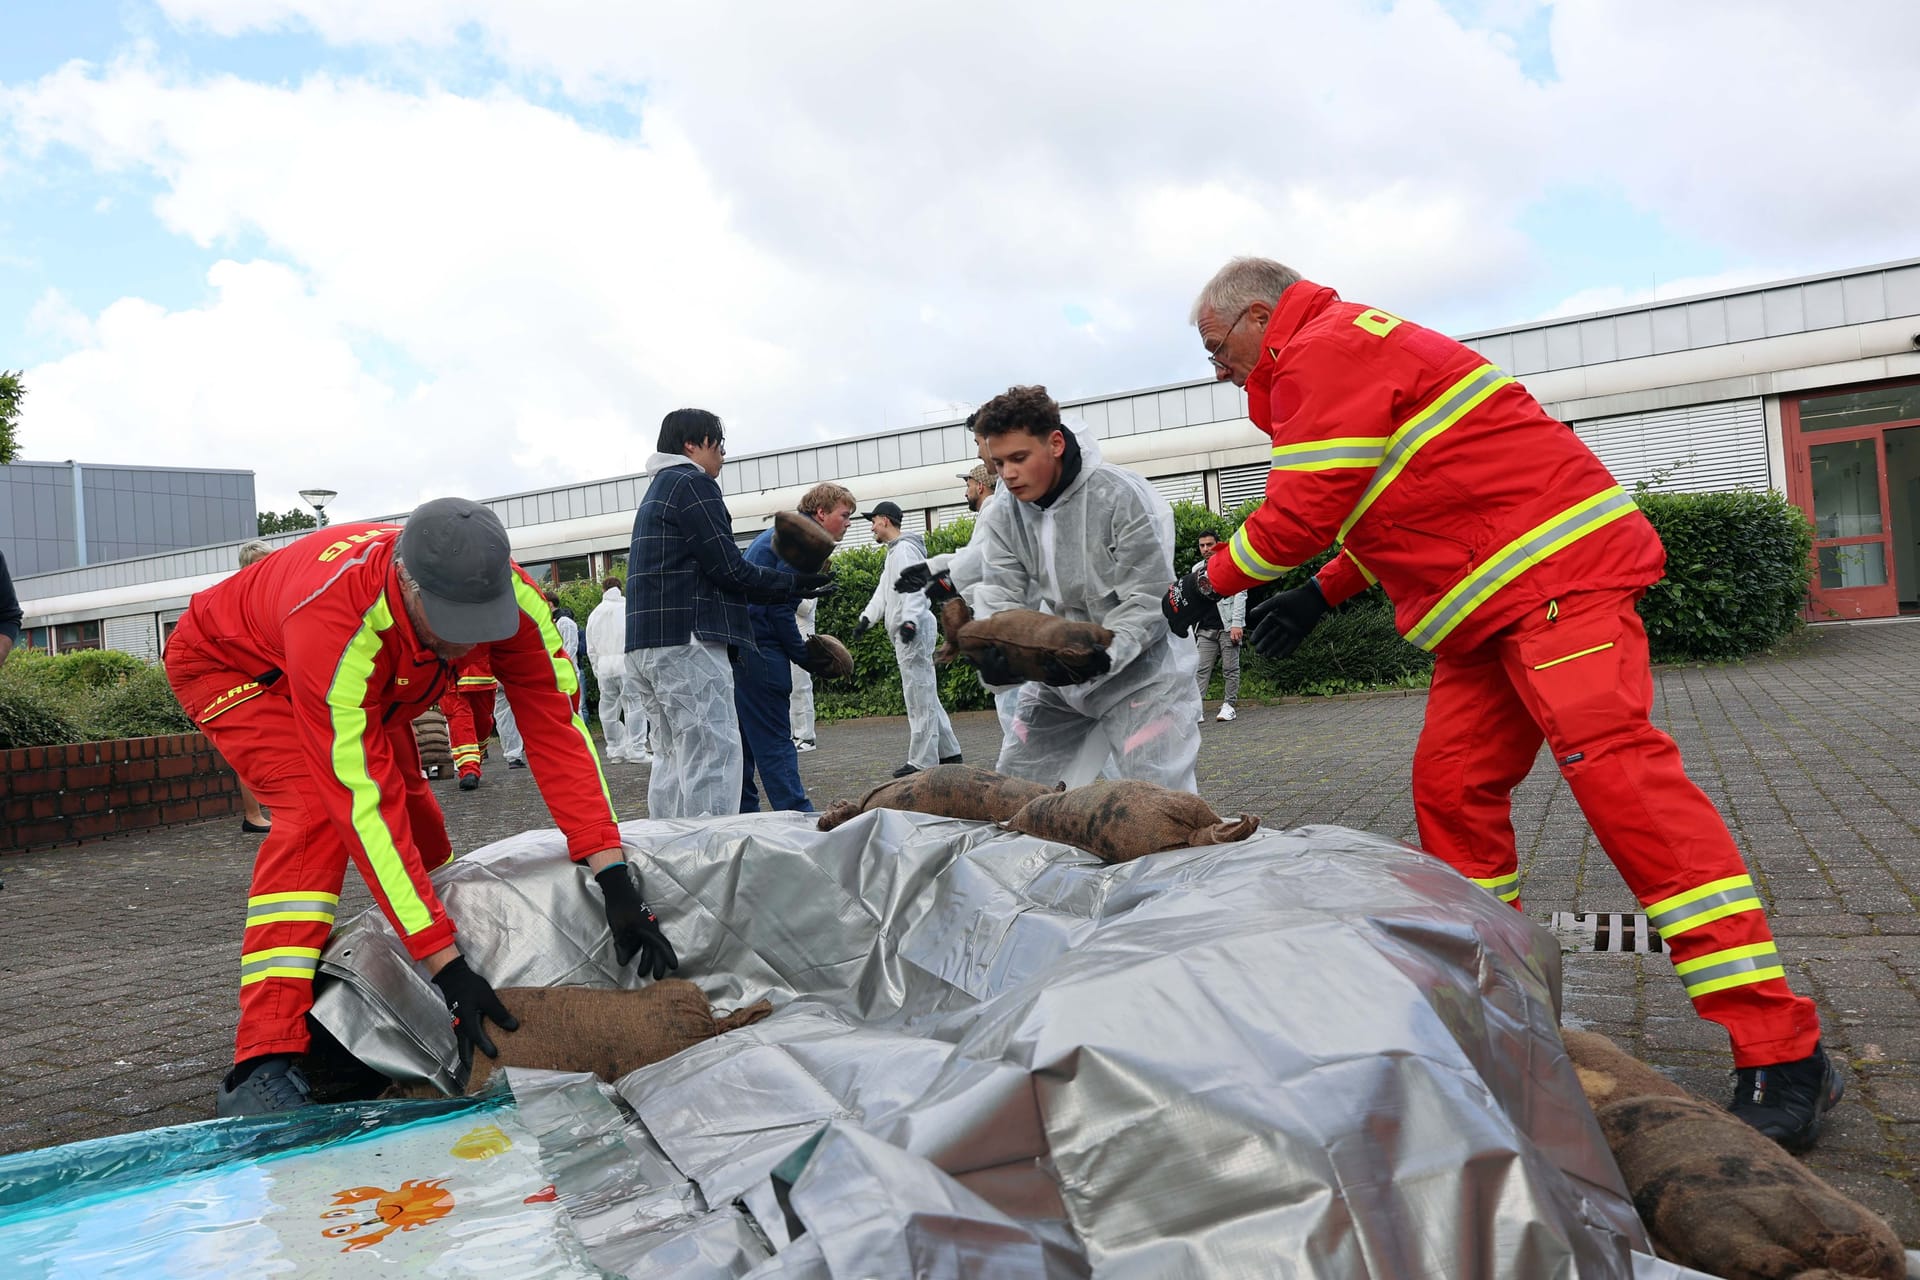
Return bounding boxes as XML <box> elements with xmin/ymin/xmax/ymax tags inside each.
<box><xmin>891</xmin><ymin>763</ymin><xmax>921</xmax><ymax>778</ymax></box>
<box><xmin>1728</xmin><ymin>1040</ymin><xmax>1843</xmax><ymax>1153</ymax></box>
<box><xmin>939</xmin><ymin>754</ymin><xmax>963</xmax><ymax>765</ymax></box>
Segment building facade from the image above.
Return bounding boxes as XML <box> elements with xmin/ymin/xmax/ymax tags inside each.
<box><xmin>13</xmin><ymin>257</ymin><xmax>1920</xmax><ymax>657</ymax></box>
<box><xmin>2</xmin><ymin>461</ymin><xmax>256</xmax><ymax>577</ymax></box>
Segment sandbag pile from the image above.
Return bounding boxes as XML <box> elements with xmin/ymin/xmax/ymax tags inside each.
<box><xmin>1562</xmin><ymin>1030</ymin><xmax>1904</xmax><ymax>1280</ymax></box>
<box><xmin>390</xmin><ymin>982</ymin><xmax>774</xmax><ymax>1096</ymax></box>
<box><xmin>412</xmin><ymin>706</ymin><xmax>454</xmax><ymax>776</ymax></box>
<box><xmin>1003</xmin><ymin>779</ymin><xmax>1260</xmax><ymax>864</ymax></box>
<box><xmin>805</xmin><ymin>633</ymin><xmax>854</xmax><ymax>679</ymax></box>
<box><xmin>772</xmin><ymin>510</ymin><xmax>836</xmax><ymax>574</ymax></box>
<box><xmin>933</xmin><ymin>601</ymin><xmax>1115</xmax><ymax>684</ymax></box>
<box><xmin>818</xmin><ymin>764</ymin><xmax>1059</xmax><ymax>831</ymax></box>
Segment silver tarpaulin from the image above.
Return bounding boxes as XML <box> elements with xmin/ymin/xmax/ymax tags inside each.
<box><xmin>312</xmin><ymin>811</ymin><xmax>1684</xmax><ymax>1277</ymax></box>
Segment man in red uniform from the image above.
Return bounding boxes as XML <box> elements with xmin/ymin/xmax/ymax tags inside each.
<box><xmin>1164</xmin><ymin>257</ymin><xmax>1839</xmax><ymax>1151</ymax></box>
<box><xmin>440</xmin><ymin>648</ymin><xmax>498</xmax><ymax>790</ymax></box>
<box><xmin>166</xmin><ymin>498</ymin><xmax>679</xmax><ymax>1116</ymax></box>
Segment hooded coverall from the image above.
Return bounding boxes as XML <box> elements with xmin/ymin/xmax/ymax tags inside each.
<box><xmin>974</xmin><ymin>430</ymin><xmax>1201</xmax><ymax>791</ymax></box>
<box><xmin>439</xmin><ymin>648</ymin><xmax>497</xmax><ymax>779</ymax></box>
<box><xmin>1204</xmin><ymin>280</ymin><xmax>1819</xmax><ymax>1067</ymax></box>
<box><xmin>858</xmin><ymin>529</ymin><xmax>961</xmax><ymax>769</ymax></box>
<box><xmin>165</xmin><ymin>522</ymin><xmax>618</xmax><ymax>1064</ymax></box>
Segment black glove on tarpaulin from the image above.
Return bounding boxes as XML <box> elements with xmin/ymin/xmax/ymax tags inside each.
<box><xmin>898</xmin><ymin>621</ymin><xmax>917</xmax><ymax>643</ymax></box>
<box><xmin>1161</xmin><ymin>566</ymin><xmax>1219</xmax><ymax>638</ymax></box>
<box><xmin>1248</xmin><ymin>580</ymin><xmax>1331</xmax><ymax>661</ymax></box>
<box><xmin>596</xmin><ymin>863</ymin><xmax>680</xmax><ymax>981</ymax></box>
<box><xmin>790</xmin><ymin>571</ymin><xmax>835</xmax><ymax>599</ymax></box>
<box><xmin>432</xmin><ymin>955</ymin><xmax>519</xmax><ymax>1061</ymax></box>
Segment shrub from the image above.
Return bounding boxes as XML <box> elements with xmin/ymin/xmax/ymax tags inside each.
<box><xmin>44</xmin><ymin>648</ymin><xmax>149</xmax><ymax>690</ymax></box>
<box><xmin>0</xmin><ymin>667</ymin><xmax>91</xmax><ymax>750</ymax></box>
<box><xmin>87</xmin><ymin>665</ymin><xmax>195</xmax><ymax>739</ymax></box>
<box><xmin>1634</xmin><ymin>489</ymin><xmax>1813</xmax><ymax>662</ymax></box>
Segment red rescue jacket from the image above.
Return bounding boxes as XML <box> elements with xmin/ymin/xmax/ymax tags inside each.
<box><xmin>1206</xmin><ymin>281</ymin><xmax>1666</xmax><ymax>653</ymax></box>
<box><xmin>452</xmin><ymin>647</ymin><xmax>498</xmax><ymax>693</ymax></box>
<box><xmin>169</xmin><ymin>522</ymin><xmax>617</xmax><ymax>958</ymax></box>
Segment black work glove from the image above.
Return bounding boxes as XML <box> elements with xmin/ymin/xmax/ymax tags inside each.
<box><xmin>1161</xmin><ymin>566</ymin><xmax>1219</xmax><ymax>638</ymax></box>
<box><xmin>853</xmin><ymin>617</ymin><xmax>873</xmax><ymax>639</ymax></box>
<box><xmin>595</xmin><ymin>863</ymin><xmax>680</xmax><ymax>981</ymax></box>
<box><xmin>432</xmin><ymin>955</ymin><xmax>518</xmax><ymax>1062</ymax></box>
<box><xmin>898</xmin><ymin>621</ymin><xmax>917</xmax><ymax>643</ymax></box>
<box><xmin>968</xmin><ymin>644</ymin><xmax>1021</xmax><ymax>687</ymax></box>
<box><xmin>893</xmin><ymin>563</ymin><xmax>932</xmax><ymax>593</ymax></box>
<box><xmin>1038</xmin><ymin>646</ymin><xmax>1113</xmax><ymax>687</ymax></box>
<box><xmin>1247</xmin><ymin>581</ymin><xmax>1330</xmax><ymax>661</ymax></box>
<box><xmin>789</xmin><ymin>571</ymin><xmax>835</xmax><ymax>599</ymax></box>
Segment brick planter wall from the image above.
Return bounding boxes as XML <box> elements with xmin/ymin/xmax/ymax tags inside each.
<box><xmin>1</xmin><ymin>734</ymin><xmax>242</xmax><ymax>853</ymax></box>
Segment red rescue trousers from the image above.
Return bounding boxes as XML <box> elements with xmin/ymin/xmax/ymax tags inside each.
<box><xmin>167</xmin><ymin>657</ymin><xmax>452</xmax><ymax>1064</ymax></box>
<box><xmin>440</xmin><ymin>689</ymin><xmax>496</xmax><ymax>778</ymax></box>
<box><xmin>1411</xmin><ymin>588</ymin><xmax>1821</xmax><ymax>1068</ymax></box>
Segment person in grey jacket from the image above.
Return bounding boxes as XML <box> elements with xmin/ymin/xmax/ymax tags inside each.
<box><xmin>1191</xmin><ymin>531</ymin><xmax>1248</xmax><ymax>722</ymax></box>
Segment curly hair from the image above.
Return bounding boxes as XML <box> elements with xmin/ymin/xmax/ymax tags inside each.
<box><xmin>972</xmin><ymin>385</ymin><xmax>1061</xmax><ymax>440</ymax></box>
<box><xmin>798</xmin><ymin>482</ymin><xmax>856</xmax><ymax>518</ymax></box>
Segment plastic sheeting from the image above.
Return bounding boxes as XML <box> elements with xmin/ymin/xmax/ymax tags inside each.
<box><xmin>299</xmin><ymin>809</ymin><xmax>1709</xmax><ymax>1277</ymax></box>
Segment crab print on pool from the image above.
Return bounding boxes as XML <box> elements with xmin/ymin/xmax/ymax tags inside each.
<box><xmin>321</xmin><ymin>1178</ymin><xmax>456</xmax><ymax>1252</ymax></box>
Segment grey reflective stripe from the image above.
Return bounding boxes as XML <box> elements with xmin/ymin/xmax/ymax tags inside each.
<box><xmin>1405</xmin><ymin>488</ymin><xmax>1638</xmax><ymax>650</ymax></box>
<box><xmin>239</xmin><ymin>951</ymin><xmax>320</xmax><ymax>981</ymax></box>
<box><xmin>1646</xmin><ymin>883</ymin><xmax>1761</xmax><ymax>936</ymax></box>
<box><xmin>1679</xmin><ymin>950</ymin><xmax>1777</xmax><ymax>990</ymax></box>
<box><xmin>1272</xmin><ymin>443</ymin><xmax>1384</xmax><ymax>468</ymax></box>
<box><xmin>245</xmin><ymin>897</ymin><xmax>339</xmax><ymax>926</ymax></box>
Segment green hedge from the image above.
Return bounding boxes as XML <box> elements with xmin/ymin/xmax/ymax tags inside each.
<box><xmin>1633</xmin><ymin>488</ymin><xmax>1813</xmax><ymax>661</ymax></box>
<box><xmin>0</xmin><ymin>650</ymin><xmax>194</xmax><ymax>749</ymax></box>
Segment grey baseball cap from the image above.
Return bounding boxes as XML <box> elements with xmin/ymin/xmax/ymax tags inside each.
<box><xmin>397</xmin><ymin>497</ymin><xmax>520</xmax><ymax>644</ymax></box>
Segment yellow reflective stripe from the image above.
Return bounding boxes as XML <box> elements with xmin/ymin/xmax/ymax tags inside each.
<box><xmin>1344</xmin><ymin>547</ymin><xmax>1378</xmax><ymax>586</ymax></box>
<box><xmin>1226</xmin><ymin>525</ymin><xmax>1292</xmax><ymax>584</ymax></box>
<box><xmin>328</xmin><ymin>594</ymin><xmax>436</xmax><ymax>937</ymax></box>
<box><xmin>1270</xmin><ymin>437</ymin><xmax>1387</xmax><ymax>472</ymax></box>
<box><xmin>1471</xmin><ymin>873</ymin><xmax>1521</xmax><ymax>903</ymax></box>
<box><xmin>240</xmin><ymin>967</ymin><xmax>323</xmax><ymax>986</ymax></box>
<box><xmin>238</xmin><ymin>945</ymin><xmax>322</xmax><ymax>985</ymax></box>
<box><xmin>1646</xmin><ymin>875</ymin><xmax>1764</xmax><ymax>939</ymax></box>
<box><xmin>455</xmin><ymin>676</ymin><xmax>496</xmax><ymax>688</ymax></box>
<box><xmin>511</xmin><ymin>576</ymin><xmax>616</xmax><ymax>816</ymax></box>
<box><xmin>1338</xmin><ymin>363</ymin><xmax>1514</xmax><ymax>540</ymax></box>
<box><xmin>1405</xmin><ymin>486</ymin><xmax>1637</xmax><ymax>651</ymax></box>
<box><xmin>247</xmin><ymin>891</ymin><xmax>341</xmax><ymax>906</ymax></box>
<box><xmin>1672</xmin><ymin>941</ymin><xmax>1784</xmax><ymax>997</ymax></box>
<box><xmin>1531</xmin><ymin>642</ymin><xmax>1615</xmax><ymax>672</ymax></box>
<box><xmin>246</xmin><ymin>896</ymin><xmax>338</xmax><ymax>927</ymax></box>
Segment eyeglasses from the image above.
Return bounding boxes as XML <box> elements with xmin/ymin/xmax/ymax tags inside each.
<box><xmin>1206</xmin><ymin>308</ymin><xmax>1251</xmax><ymax>371</ymax></box>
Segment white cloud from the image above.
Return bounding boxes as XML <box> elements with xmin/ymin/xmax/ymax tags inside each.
<box><xmin>5</xmin><ymin>0</ymin><xmax>1919</xmax><ymax>520</ymax></box>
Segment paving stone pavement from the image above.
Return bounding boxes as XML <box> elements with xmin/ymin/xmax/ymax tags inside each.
<box><xmin>2</xmin><ymin>621</ymin><xmax>1916</xmax><ymax>1244</ymax></box>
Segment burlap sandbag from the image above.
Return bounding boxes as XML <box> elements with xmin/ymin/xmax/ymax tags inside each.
<box><xmin>459</xmin><ymin>981</ymin><xmax>772</xmax><ymax>1093</ymax></box>
<box><xmin>946</xmin><ymin>608</ymin><xmax>1115</xmax><ymax>684</ymax></box>
<box><xmin>936</xmin><ymin>597</ymin><xmax>974</xmax><ymax>663</ymax></box>
<box><xmin>817</xmin><ymin>764</ymin><xmax>1059</xmax><ymax>832</ymax></box>
<box><xmin>1595</xmin><ymin>1093</ymin><xmax>1904</xmax><ymax>1280</ymax></box>
<box><xmin>772</xmin><ymin>510</ymin><xmax>836</xmax><ymax>574</ymax></box>
<box><xmin>1004</xmin><ymin>780</ymin><xmax>1259</xmax><ymax>864</ymax></box>
<box><xmin>1561</xmin><ymin>1028</ymin><xmax>1692</xmax><ymax>1108</ymax></box>
<box><xmin>806</xmin><ymin>633</ymin><xmax>854</xmax><ymax>679</ymax></box>
<box><xmin>412</xmin><ymin>706</ymin><xmax>454</xmax><ymax>773</ymax></box>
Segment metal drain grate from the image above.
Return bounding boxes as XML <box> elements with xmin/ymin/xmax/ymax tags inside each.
<box><xmin>1549</xmin><ymin>911</ymin><xmax>1666</xmax><ymax>954</ymax></box>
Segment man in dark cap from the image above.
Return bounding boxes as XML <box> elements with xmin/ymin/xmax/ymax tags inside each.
<box><xmin>165</xmin><ymin>498</ymin><xmax>679</xmax><ymax>1117</ymax></box>
<box><xmin>855</xmin><ymin>500</ymin><xmax>961</xmax><ymax>777</ymax></box>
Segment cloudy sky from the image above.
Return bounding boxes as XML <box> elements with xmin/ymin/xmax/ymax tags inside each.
<box><xmin>3</xmin><ymin>0</ymin><xmax>1917</xmax><ymax>522</ymax></box>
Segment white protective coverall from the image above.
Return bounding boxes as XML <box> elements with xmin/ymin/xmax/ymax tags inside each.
<box><xmin>971</xmin><ymin>430</ymin><xmax>1201</xmax><ymax>791</ymax></box>
<box><xmin>789</xmin><ymin>596</ymin><xmax>817</xmax><ymax>746</ymax></box>
<box><xmin>924</xmin><ymin>491</ymin><xmax>1025</xmax><ymax>739</ymax></box>
<box><xmin>586</xmin><ymin>587</ymin><xmax>647</xmax><ymax>760</ymax></box>
<box><xmin>860</xmin><ymin>529</ymin><xmax>962</xmax><ymax>769</ymax></box>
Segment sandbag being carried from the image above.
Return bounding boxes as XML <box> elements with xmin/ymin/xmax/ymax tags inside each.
<box><xmin>805</xmin><ymin>634</ymin><xmax>854</xmax><ymax>680</ymax></box>
<box><xmin>772</xmin><ymin>510</ymin><xmax>836</xmax><ymax>574</ymax></box>
<box><xmin>818</xmin><ymin>764</ymin><xmax>1059</xmax><ymax>832</ymax></box>
<box><xmin>1004</xmin><ymin>779</ymin><xmax>1259</xmax><ymax>864</ymax></box>
<box><xmin>456</xmin><ymin>982</ymin><xmax>772</xmax><ymax>1094</ymax></box>
<box><xmin>940</xmin><ymin>606</ymin><xmax>1114</xmax><ymax>684</ymax></box>
<box><xmin>413</xmin><ymin>706</ymin><xmax>454</xmax><ymax>775</ymax></box>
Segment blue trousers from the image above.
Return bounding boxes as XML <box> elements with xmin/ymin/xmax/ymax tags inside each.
<box><xmin>737</xmin><ymin>664</ymin><xmax>811</xmax><ymax>813</ymax></box>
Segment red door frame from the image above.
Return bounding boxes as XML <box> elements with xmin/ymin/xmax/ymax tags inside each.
<box><xmin>1784</xmin><ymin>380</ymin><xmax>1920</xmax><ymax>620</ymax></box>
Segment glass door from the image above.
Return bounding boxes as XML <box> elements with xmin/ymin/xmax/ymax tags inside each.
<box><xmin>1786</xmin><ymin>384</ymin><xmax>1920</xmax><ymax>620</ymax></box>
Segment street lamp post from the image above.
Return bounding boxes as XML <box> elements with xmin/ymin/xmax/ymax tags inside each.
<box><xmin>298</xmin><ymin>488</ymin><xmax>338</xmax><ymax>528</ymax></box>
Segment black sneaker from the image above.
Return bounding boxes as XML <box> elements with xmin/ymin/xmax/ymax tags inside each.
<box><xmin>939</xmin><ymin>754</ymin><xmax>964</xmax><ymax>765</ymax></box>
<box><xmin>891</xmin><ymin>763</ymin><xmax>921</xmax><ymax>778</ymax></box>
<box><xmin>507</xmin><ymin>758</ymin><xmax>528</xmax><ymax>770</ymax></box>
<box><xmin>216</xmin><ymin>1055</ymin><xmax>313</xmax><ymax>1118</ymax></box>
<box><xmin>458</xmin><ymin>773</ymin><xmax>480</xmax><ymax>791</ymax></box>
<box><xmin>1728</xmin><ymin>1041</ymin><xmax>1844</xmax><ymax>1153</ymax></box>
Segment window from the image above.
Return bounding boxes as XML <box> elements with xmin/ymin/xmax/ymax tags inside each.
<box><xmin>55</xmin><ymin>620</ymin><xmax>102</xmax><ymax>653</ymax></box>
<box><xmin>518</xmin><ymin>560</ymin><xmax>556</xmax><ymax>590</ymax></box>
<box><xmin>554</xmin><ymin>555</ymin><xmax>593</xmax><ymax>586</ymax></box>
<box><xmin>21</xmin><ymin>626</ymin><xmax>52</xmax><ymax>652</ymax></box>
<box><xmin>1798</xmin><ymin>382</ymin><xmax>1920</xmax><ymax>433</ymax></box>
